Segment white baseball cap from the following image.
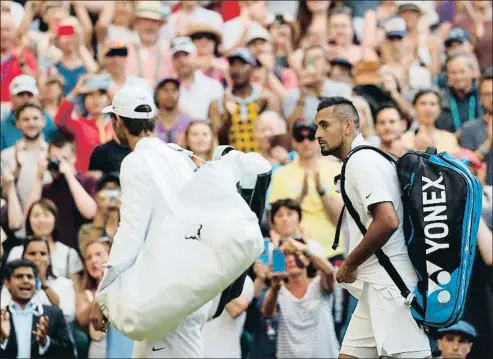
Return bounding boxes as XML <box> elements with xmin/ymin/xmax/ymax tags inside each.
<box><xmin>10</xmin><ymin>74</ymin><xmax>39</xmax><ymax>96</ymax></box>
<box><xmin>170</xmin><ymin>37</ymin><xmax>197</xmax><ymax>57</ymax></box>
<box><xmin>102</xmin><ymin>86</ymin><xmax>155</xmax><ymax>119</ymax></box>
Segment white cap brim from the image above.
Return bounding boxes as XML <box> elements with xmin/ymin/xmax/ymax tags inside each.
<box><xmin>101</xmin><ymin>105</ymin><xmax>114</xmax><ymax>114</ymax></box>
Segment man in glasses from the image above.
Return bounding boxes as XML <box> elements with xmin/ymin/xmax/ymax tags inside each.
<box><xmin>269</xmin><ymin>117</ymin><xmax>344</xmax><ymax>259</ymax></box>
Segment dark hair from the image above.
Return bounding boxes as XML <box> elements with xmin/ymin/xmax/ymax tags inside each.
<box><xmin>25</xmin><ymin>199</ymin><xmax>60</xmax><ymax>244</ymax></box>
<box><xmin>21</xmin><ymin>236</ymin><xmax>57</xmax><ymax>279</ymax></box>
<box><xmin>48</xmin><ymin>129</ymin><xmax>75</xmax><ymax>152</ymax></box>
<box><xmin>317</xmin><ymin>96</ymin><xmax>360</xmax><ymax>129</ymax></box>
<box><xmin>297</xmin><ymin>0</ymin><xmax>335</xmax><ymax>39</ymax></box>
<box><xmin>5</xmin><ymin>259</ymin><xmax>38</xmax><ymax>280</ymax></box>
<box><xmin>270</xmin><ymin>199</ymin><xmax>302</xmax><ymax>222</ymax></box>
<box><xmin>14</xmin><ymin>102</ymin><xmax>44</xmax><ymax>121</ymax></box>
<box><xmin>479</xmin><ymin>67</ymin><xmax>493</xmax><ymax>89</ymax></box>
<box><xmin>114</xmin><ymin>105</ymin><xmax>155</xmax><ymax>136</ymax></box>
<box><xmin>375</xmin><ymin>102</ymin><xmax>403</xmax><ymax>120</ymax></box>
<box><xmin>154</xmin><ymin>79</ymin><xmax>179</xmax><ymax>107</ymax></box>
<box><xmin>412</xmin><ymin>89</ymin><xmax>442</xmax><ymax>106</ymax></box>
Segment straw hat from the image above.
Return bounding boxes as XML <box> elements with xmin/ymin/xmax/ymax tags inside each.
<box><xmin>135</xmin><ymin>1</ymin><xmax>170</xmax><ymax>22</ymax></box>
<box><xmin>185</xmin><ymin>10</ymin><xmax>224</xmax><ymax>44</ymax></box>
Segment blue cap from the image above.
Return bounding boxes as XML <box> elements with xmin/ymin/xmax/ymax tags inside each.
<box><xmin>445</xmin><ymin>27</ymin><xmax>471</xmax><ymax>47</ymax></box>
<box><xmin>84</xmin><ymin>74</ymin><xmax>111</xmax><ymax>93</ymax></box>
<box><xmin>437</xmin><ymin>320</ymin><xmax>477</xmax><ymax>339</ymax></box>
<box><xmin>227</xmin><ymin>48</ymin><xmax>257</xmax><ymax>67</ymax></box>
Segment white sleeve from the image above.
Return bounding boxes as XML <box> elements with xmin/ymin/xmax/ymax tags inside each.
<box><xmin>6</xmin><ymin>245</ymin><xmax>22</xmax><ymax>263</ymax></box>
<box><xmin>241</xmin><ymin>275</ymin><xmax>255</xmax><ymax>304</ymax></box>
<box><xmin>51</xmin><ymin>278</ymin><xmax>76</xmax><ymax>323</ymax></box>
<box><xmin>97</xmin><ymin>154</ymin><xmax>154</xmax><ymax>291</ymax></box>
<box><xmin>346</xmin><ymin>152</ymin><xmax>395</xmax><ymax>214</ymax></box>
<box><xmin>68</xmin><ymin>248</ymin><xmax>84</xmax><ymax>276</ymax></box>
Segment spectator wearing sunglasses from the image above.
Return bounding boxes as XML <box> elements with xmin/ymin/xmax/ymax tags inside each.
<box><xmin>268</xmin><ymin>118</ymin><xmax>344</xmax><ymax>258</ymax></box>
<box><xmin>101</xmin><ymin>40</ymin><xmax>152</xmax><ymax>97</ymax></box>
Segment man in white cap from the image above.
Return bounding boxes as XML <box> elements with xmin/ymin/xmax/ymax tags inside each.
<box><xmin>92</xmin><ymin>86</ymin><xmax>253</xmax><ymax>358</ymax></box>
<box><xmin>1</xmin><ymin>75</ymin><xmax>58</xmax><ymax>150</ymax></box>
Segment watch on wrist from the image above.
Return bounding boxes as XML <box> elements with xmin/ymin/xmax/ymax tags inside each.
<box><xmin>303</xmin><ymin>248</ymin><xmax>312</xmax><ymax>258</ymax></box>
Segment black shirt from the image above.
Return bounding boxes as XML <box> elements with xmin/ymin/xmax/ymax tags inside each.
<box><xmin>88</xmin><ymin>140</ymin><xmax>131</xmax><ymax>175</ymax></box>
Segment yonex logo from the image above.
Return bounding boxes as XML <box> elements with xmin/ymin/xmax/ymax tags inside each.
<box><xmin>422</xmin><ymin>174</ymin><xmax>451</xmax><ymax>303</ymax></box>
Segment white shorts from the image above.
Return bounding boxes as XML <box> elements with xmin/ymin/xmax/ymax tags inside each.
<box><xmin>340</xmin><ymin>282</ymin><xmax>431</xmax><ymax>358</ymax></box>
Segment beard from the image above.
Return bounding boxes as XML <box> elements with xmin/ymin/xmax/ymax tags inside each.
<box><xmin>320</xmin><ymin>138</ymin><xmax>343</xmax><ymax>157</ymax></box>
<box><xmin>23</xmin><ymin>132</ymin><xmax>42</xmax><ymax>141</ymax></box>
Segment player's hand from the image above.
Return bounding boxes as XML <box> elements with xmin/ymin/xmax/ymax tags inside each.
<box><xmin>335</xmin><ymin>261</ymin><xmax>357</xmax><ymax>284</ymax></box>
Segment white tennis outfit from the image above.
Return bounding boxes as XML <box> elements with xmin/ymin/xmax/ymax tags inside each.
<box><xmin>339</xmin><ymin>135</ymin><xmax>431</xmax><ymax>358</ymax></box>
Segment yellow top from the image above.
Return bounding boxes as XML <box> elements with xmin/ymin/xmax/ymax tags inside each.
<box><xmin>402</xmin><ymin>129</ymin><xmax>460</xmax><ymax>154</ymax></box>
<box><xmin>268</xmin><ymin>158</ymin><xmax>345</xmax><ymax>258</ymax></box>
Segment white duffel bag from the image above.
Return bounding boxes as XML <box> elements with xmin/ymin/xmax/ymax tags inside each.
<box><xmin>96</xmin><ymin>151</ymin><xmax>266</xmax><ymax>341</ymax></box>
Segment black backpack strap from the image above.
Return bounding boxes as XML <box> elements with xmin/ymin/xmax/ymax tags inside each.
<box><xmin>335</xmin><ymin>145</ymin><xmax>425</xmax><ymax>318</ymax></box>
<box><xmin>212</xmin><ymin>270</ymin><xmax>248</xmax><ymax>319</ymax></box>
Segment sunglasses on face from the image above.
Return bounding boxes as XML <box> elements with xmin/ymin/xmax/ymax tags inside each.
<box><xmin>190</xmin><ymin>32</ymin><xmax>217</xmax><ymax>42</ymax></box>
<box><xmin>293</xmin><ymin>131</ymin><xmax>316</xmax><ymax>142</ymax></box>
<box><xmin>386</xmin><ymin>35</ymin><xmax>403</xmax><ymax>41</ymax></box>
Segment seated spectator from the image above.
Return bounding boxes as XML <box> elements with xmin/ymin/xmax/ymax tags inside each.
<box><xmin>202</xmin><ymin>276</ymin><xmax>254</xmax><ymax>358</ymax></box>
<box><xmin>402</xmin><ymin>89</ymin><xmax>460</xmax><ymax>153</ymax></box>
<box><xmin>0</xmin><ymin>259</ymin><xmax>74</xmax><ymax>358</ymax></box>
<box><xmin>185</xmin><ymin>10</ymin><xmax>228</xmax><ymax>87</ymax></box>
<box><xmin>436</xmin><ymin>53</ymin><xmax>482</xmax><ymax>134</ymax></box>
<box><xmin>460</xmin><ymin>69</ymin><xmax>492</xmax><ymax>186</ymax></box>
<box><xmin>1</xmin><ymin>237</ymin><xmax>76</xmax><ymax>325</ymax></box>
<box><xmin>78</xmin><ymin>173</ymin><xmax>121</xmax><ymax>251</ymax></box>
<box><xmin>0</xmin><ymin>12</ymin><xmax>38</xmax><ymax>103</ymax></box>
<box><xmin>40</xmin><ymin>75</ymin><xmax>65</xmax><ymax>120</ymax></box>
<box><xmin>329</xmin><ymin>58</ymin><xmax>353</xmax><ymax>86</ymax></box>
<box><xmin>171</xmin><ymin>36</ymin><xmax>224</xmax><ymax>121</ymax></box>
<box><xmin>46</xmin><ymin>21</ymin><xmax>98</xmax><ymax>95</ymax></box>
<box><xmin>268</xmin><ymin>119</ymin><xmax>343</xmax><ymax>257</ymax></box>
<box><xmin>374</xmin><ymin>103</ymin><xmax>408</xmax><ymax>158</ymax></box>
<box><xmin>7</xmin><ymin>199</ymin><xmax>83</xmax><ymax>280</ymax></box>
<box><xmin>125</xmin><ymin>1</ymin><xmax>172</xmax><ymax>88</ymax></box>
<box><xmin>1</xmin><ymin>103</ymin><xmax>52</xmax><ymax>212</ymax></box>
<box><xmin>255</xmin><ymin>111</ymin><xmax>291</xmax><ymax>166</ymax></box>
<box><xmin>215</xmin><ymin>48</ymin><xmax>280</xmax><ymax>151</ymax></box>
<box><xmin>100</xmin><ymin>41</ymin><xmax>152</xmax><ymax>97</ymax></box>
<box><xmin>55</xmin><ymin>74</ymin><xmax>113</xmax><ymax>173</ymax></box>
<box><xmin>95</xmin><ymin>2</ymin><xmax>139</xmax><ymax>48</ymax></box>
<box><xmin>154</xmin><ymin>77</ymin><xmax>191</xmax><ymax>144</ymax></box>
<box><xmin>260</xmin><ymin>237</ymin><xmax>339</xmax><ymax>358</ymax></box>
<box><xmin>282</xmin><ymin>44</ymin><xmax>352</xmax><ymax>129</ymax></box>
<box><xmin>1</xmin><ymin>75</ymin><xmax>58</xmax><ymax>150</ymax></box>
<box><xmin>183</xmin><ymin>121</ymin><xmax>218</xmax><ymax>168</ymax></box>
<box><xmin>75</xmin><ymin>238</ymin><xmax>112</xmax><ymax>358</ymax></box>
<box><xmin>436</xmin><ymin>321</ymin><xmax>476</xmax><ymax>359</ymax></box>
<box><xmin>25</xmin><ymin>132</ymin><xmax>96</xmax><ymax>250</ymax></box>
<box><xmin>87</xmin><ymin>140</ymin><xmax>130</xmax><ymax>180</ymax></box>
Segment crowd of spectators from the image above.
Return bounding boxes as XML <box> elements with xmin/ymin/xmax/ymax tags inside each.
<box><xmin>0</xmin><ymin>1</ymin><xmax>491</xmax><ymax>358</ymax></box>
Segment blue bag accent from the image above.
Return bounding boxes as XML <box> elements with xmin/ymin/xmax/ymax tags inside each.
<box><xmin>333</xmin><ymin>146</ymin><xmax>482</xmax><ymax>329</ymax></box>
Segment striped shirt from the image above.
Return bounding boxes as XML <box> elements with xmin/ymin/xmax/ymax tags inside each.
<box><xmin>276</xmin><ymin>276</ymin><xmax>339</xmax><ymax>358</ymax></box>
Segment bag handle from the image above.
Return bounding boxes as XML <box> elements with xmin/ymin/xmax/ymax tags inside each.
<box><xmin>333</xmin><ymin>145</ymin><xmax>425</xmax><ymax>319</ymax></box>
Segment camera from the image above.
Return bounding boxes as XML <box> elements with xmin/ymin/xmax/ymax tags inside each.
<box><xmin>47</xmin><ymin>157</ymin><xmax>60</xmax><ymax>173</ymax></box>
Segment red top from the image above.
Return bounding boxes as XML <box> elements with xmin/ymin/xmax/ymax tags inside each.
<box><xmin>0</xmin><ymin>49</ymin><xmax>38</xmax><ymax>102</ymax></box>
<box><xmin>55</xmin><ymin>98</ymin><xmax>115</xmax><ymax>173</ymax></box>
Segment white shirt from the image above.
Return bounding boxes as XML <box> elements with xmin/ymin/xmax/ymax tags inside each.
<box><xmin>178</xmin><ymin>71</ymin><xmax>224</xmax><ymax>121</ymax></box>
<box><xmin>7</xmin><ymin>242</ymin><xmax>83</xmax><ymax>279</ymax></box>
<box><xmin>1</xmin><ymin>276</ymin><xmax>76</xmax><ymax>323</ymax></box>
<box><xmin>276</xmin><ymin>276</ymin><xmax>339</xmax><ymax>358</ymax></box>
<box><xmin>202</xmin><ymin>276</ymin><xmax>254</xmax><ymax>358</ymax></box>
<box><xmin>343</xmin><ymin>134</ymin><xmax>417</xmax><ymax>286</ymax></box>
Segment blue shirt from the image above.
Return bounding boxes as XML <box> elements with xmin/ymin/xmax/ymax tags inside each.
<box><xmin>0</xmin><ymin>111</ymin><xmax>59</xmax><ymax>150</ymax></box>
<box><xmin>54</xmin><ymin>63</ymin><xmax>86</xmax><ymax>95</ymax></box>
<box><xmin>0</xmin><ymin>299</ymin><xmax>51</xmax><ymax>358</ymax></box>
<box><xmin>106</xmin><ymin>325</ymin><xmax>133</xmax><ymax>358</ymax></box>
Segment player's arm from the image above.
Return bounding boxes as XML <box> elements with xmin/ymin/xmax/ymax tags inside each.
<box><xmin>344</xmin><ymin>155</ymin><xmax>399</xmax><ymax>269</ymax></box>
<box><xmin>344</xmin><ymin>201</ymin><xmax>399</xmax><ymax>269</ymax></box>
